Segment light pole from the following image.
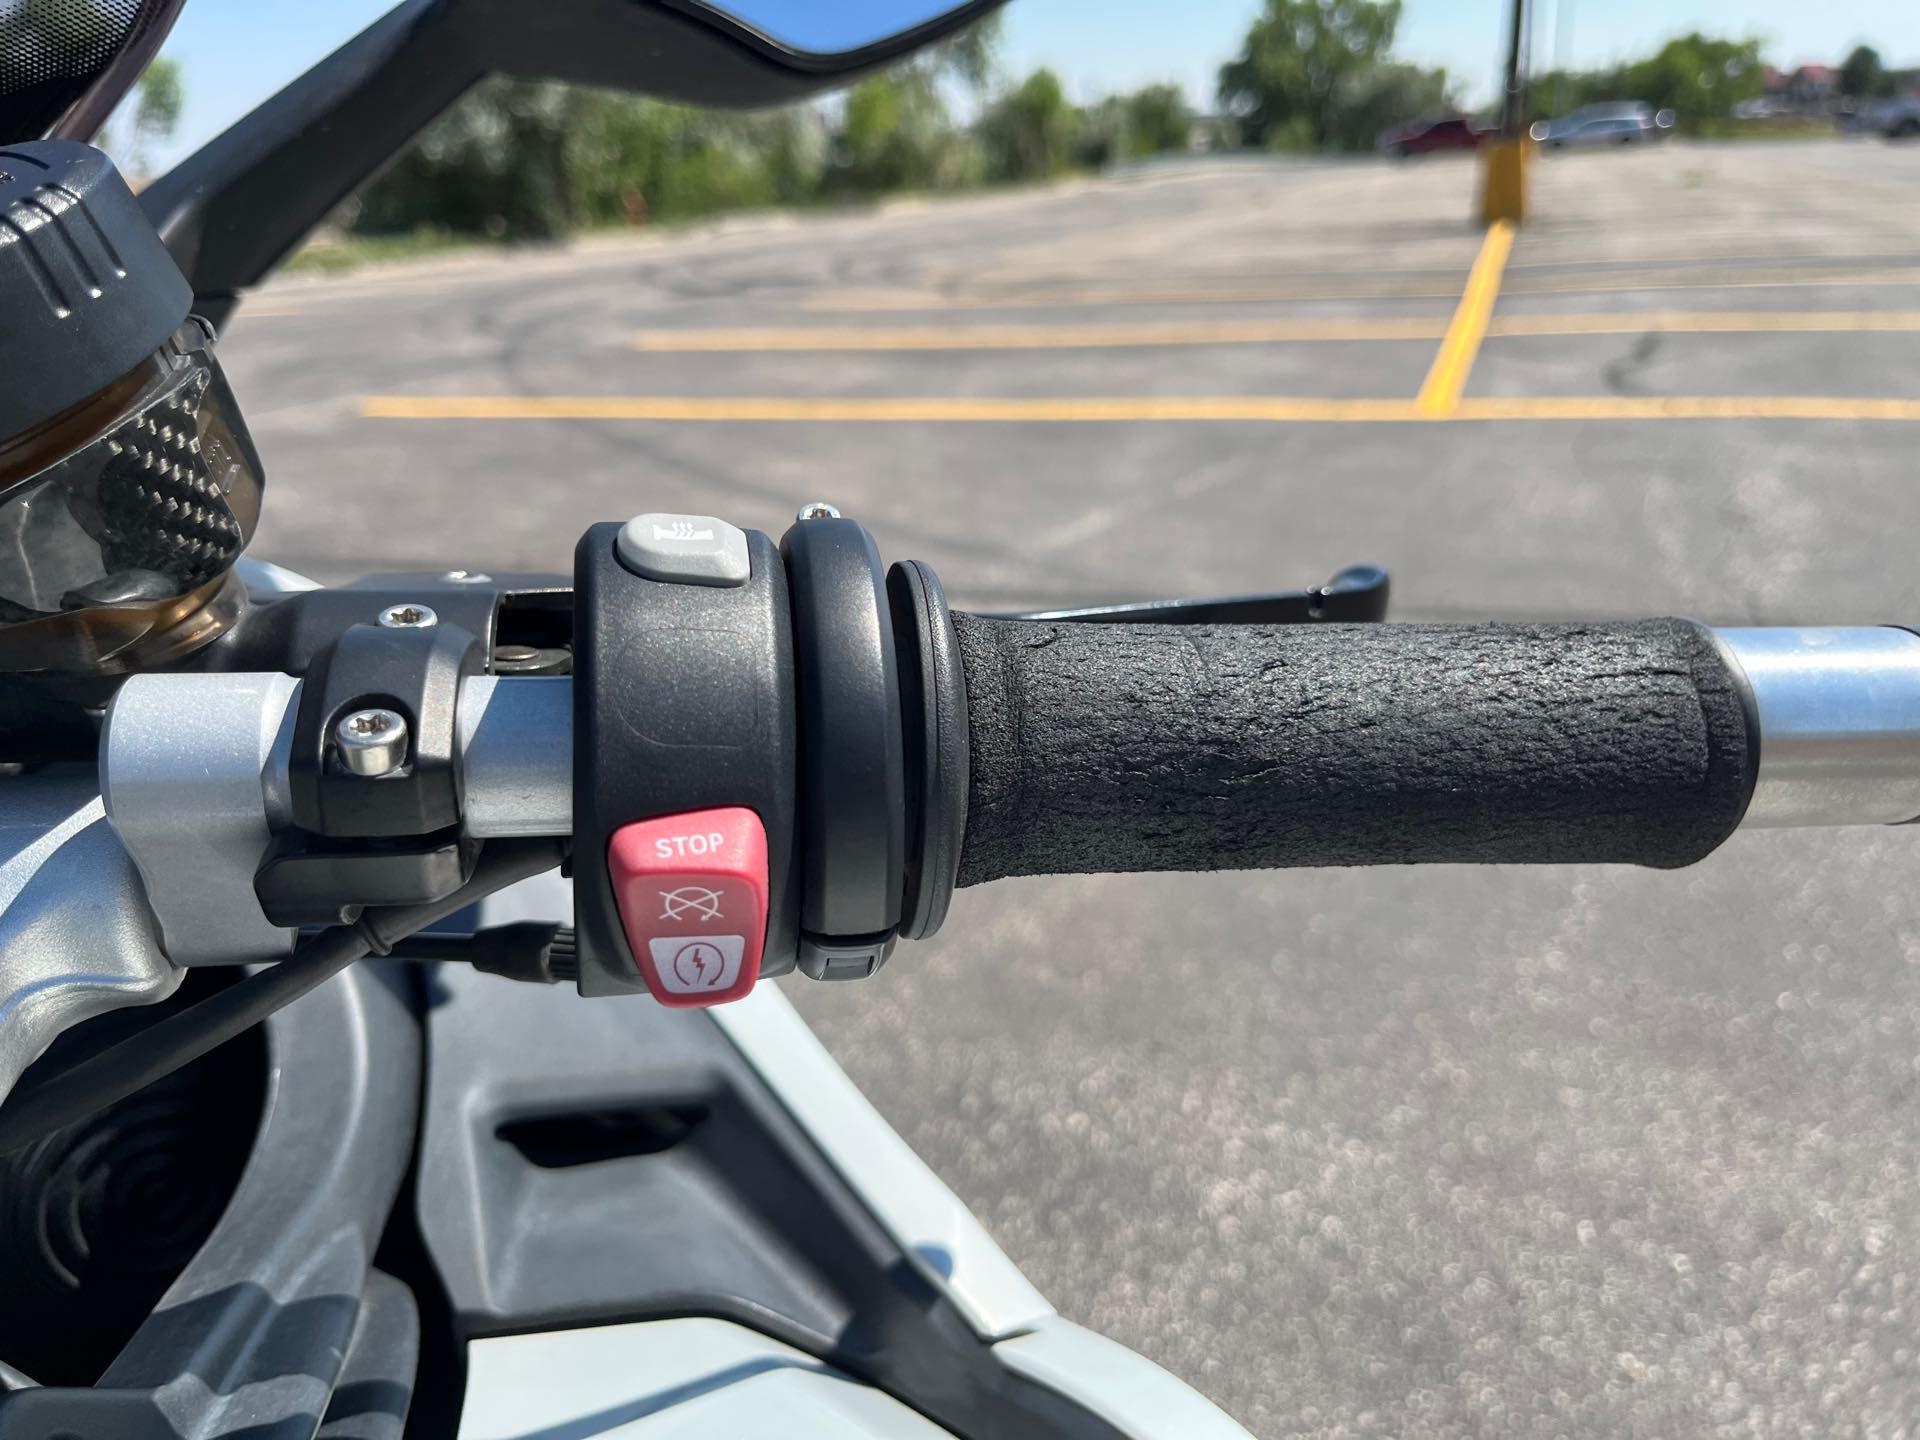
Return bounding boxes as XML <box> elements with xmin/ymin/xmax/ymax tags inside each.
<box><xmin>1500</xmin><ymin>0</ymin><xmax>1529</xmax><ymax>138</ymax></box>
<box><xmin>1480</xmin><ymin>0</ymin><xmax>1531</xmax><ymax>222</ymax></box>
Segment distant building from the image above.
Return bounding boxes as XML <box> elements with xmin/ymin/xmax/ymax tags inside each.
<box><xmin>1759</xmin><ymin>62</ymin><xmax>1841</xmax><ymax>113</ymax></box>
<box><xmin>1789</xmin><ymin>65</ymin><xmax>1838</xmax><ymax>102</ymax></box>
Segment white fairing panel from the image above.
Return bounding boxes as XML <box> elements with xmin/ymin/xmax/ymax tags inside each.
<box><xmin>469</xmin><ymin>863</ymin><xmax>1255</xmax><ymax>1439</ymax></box>
<box><xmin>458</xmin><ymin>1318</ymin><xmax>957</xmax><ymax>1439</ymax></box>
<box><xmin>712</xmin><ymin>983</ymin><xmax>1054</xmax><ymax>1340</ymax></box>
<box><xmin>995</xmin><ymin>1318</ymin><xmax>1258</xmax><ymax>1440</ymax></box>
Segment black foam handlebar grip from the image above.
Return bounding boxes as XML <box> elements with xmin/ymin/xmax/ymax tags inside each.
<box><xmin>952</xmin><ymin>617</ymin><xmax>1755</xmax><ymax>886</ymax></box>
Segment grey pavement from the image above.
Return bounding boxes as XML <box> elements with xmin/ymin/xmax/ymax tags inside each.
<box><xmin>229</xmin><ymin>138</ymin><xmax>1920</xmax><ymax>1437</ymax></box>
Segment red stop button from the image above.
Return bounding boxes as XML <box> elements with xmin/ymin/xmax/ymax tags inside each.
<box><xmin>607</xmin><ymin>807</ymin><xmax>768</xmax><ymax>1007</ymax></box>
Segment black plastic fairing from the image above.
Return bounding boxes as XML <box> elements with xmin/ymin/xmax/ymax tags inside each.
<box><xmin>0</xmin><ymin>965</ymin><xmax>422</xmax><ymax>1440</ymax></box>
<box><xmin>414</xmin><ymin>962</ymin><xmax>1130</xmax><ymax>1440</ymax></box>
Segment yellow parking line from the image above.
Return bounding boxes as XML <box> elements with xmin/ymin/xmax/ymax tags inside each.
<box><xmin>1489</xmin><ymin>310</ymin><xmax>1920</xmax><ymax>335</ymax></box>
<box><xmin>634</xmin><ymin>318</ymin><xmax>1452</xmax><ymax>351</ymax></box>
<box><xmin>626</xmin><ymin>309</ymin><xmax>1920</xmax><ymax>356</ymax></box>
<box><xmin>807</xmin><ymin>282</ymin><xmax>1467</xmax><ymax>310</ymax></box>
<box><xmin>803</xmin><ymin>267</ymin><xmax>1920</xmax><ymax>313</ymax></box>
<box><xmin>1416</xmin><ymin>221</ymin><xmax>1515</xmax><ymax>417</ymax></box>
<box><xmin>360</xmin><ymin>393</ymin><xmax>1920</xmax><ymax>424</ymax></box>
<box><xmin>361</xmin><ymin>395</ymin><xmax>1426</xmax><ymax>422</ymax></box>
<box><xmin>1454</xmin><ymin>396</ymin><xmax>1920</xmax><ymax>421</ymax></box>
<box><xmin>1505</xmin><ymin>267</ymin><xmax>1920</xmax><ymax>296</ymax></box>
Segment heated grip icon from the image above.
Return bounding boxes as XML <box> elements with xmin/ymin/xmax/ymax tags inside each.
<box><xmin>653</xmin><ymin>519</ymin><xmax>715</xmax><ymax>542</ymax></box>
<box><xmin>659</xmin><ymin>886</ymin><xmax>723</xmax><ymax>922</ymax></box>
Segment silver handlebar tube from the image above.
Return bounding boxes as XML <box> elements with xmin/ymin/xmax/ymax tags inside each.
<box><xmin>1717</xmin><ymin>627</ymin><xmax>1920</xmax><ymax>829</ymax></box>
<box><xmin>457</xmin><ymin>675</ymin><xmax>572</xmax><ymax>838</ymax></box>
<box><xmin>100</xmin><ymin>673</ymin><xmax>572</xmax><ymax>968</ymax></box>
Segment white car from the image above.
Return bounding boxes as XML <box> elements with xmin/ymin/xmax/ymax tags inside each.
<box><xmin>1533</xmin><ymin>102</ymin><xmax>1675</xmax><ymax>148</ymax></box>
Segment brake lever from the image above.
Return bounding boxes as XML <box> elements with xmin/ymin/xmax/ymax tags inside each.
<box><xmin>995</xmin><ymin>564</ymin><xmax>1389</xmax><ymax>625</ymax></box>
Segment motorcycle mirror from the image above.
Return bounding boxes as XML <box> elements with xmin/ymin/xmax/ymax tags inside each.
<box><xmin>457</xmin><ymin>0</ymin><xmax>1000</xmax><ymax>95</ymax></box>
<box><xmin>662</xmin><ymin>0</ymin><xmax>999</xmax><ymax>65</ymax></box>
<box><xmin>0</xmin><ymin>0</ymin><xmax>184</xmax><ymax>143</ymax></box>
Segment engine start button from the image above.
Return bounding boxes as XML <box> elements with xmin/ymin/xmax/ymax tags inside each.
<box><xmin>607</xmin><ymin>807</ymin><xmax>768</xmax><ymax>1006</ymax></box>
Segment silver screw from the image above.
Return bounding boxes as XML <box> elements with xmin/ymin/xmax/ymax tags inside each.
<box><xmin>795</xmin><ymin>501</ymin><xmax>841</xmax><ymax>522</ymax></box>
<box><xmin>442</xmin><ymin>570</ymin><xmax>491</xmax><ymax>585</ymax></box>
<box><xmin>335</xmin><ymin>708</ymin><xmax>409</xmax><ymax>777</ymax></box>
<box><xmin>378</xmin><ymin>602</ymin><xmax>438</xmax><ymax>629</ymax></box>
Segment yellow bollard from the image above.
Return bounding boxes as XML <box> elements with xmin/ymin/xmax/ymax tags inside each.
<box><xmin>1477</xmin><ymin>138</ymin><xmax>1530</xmax><ymax>226</ymax></box>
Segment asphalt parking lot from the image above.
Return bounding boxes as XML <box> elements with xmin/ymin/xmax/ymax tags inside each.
<box><xmin>234</xmin><ymin>138</ymin><xmax>1920</xmax><ymax>1437</ymax></box>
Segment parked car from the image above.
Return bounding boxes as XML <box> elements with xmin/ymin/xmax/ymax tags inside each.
<box><xmin>1883</xmin><ymin>97</ymin><xmax>1920</xmax><ymax>138</ymax></box>
<box><xmin>1531</xmin><ymin>102</ymin><xmax>1674</xmax><ymax>148</ymax></box>
<box><xmin>1376</xmin><ymin>114</ymin><xmax>1492</xmax><ymax>158</ymax></box>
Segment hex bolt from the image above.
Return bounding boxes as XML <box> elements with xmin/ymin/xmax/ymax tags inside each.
<box><xmin>795</xmin><ymin>501</ymin><xmax>841</xmax><ymax>521</ymax></box>
<box><xmin>335</xmin><ymin>707</ymin><xmax>409</xmax><ymax>777</ymax></box>
<box><xmin>378</xmin><ymin>602</ymin><xmax>438</xmax><ymax>629</ymax></box>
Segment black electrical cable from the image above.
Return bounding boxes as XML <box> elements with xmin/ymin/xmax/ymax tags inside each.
<box><xmin>385</xmin><ymin>923</ymin><xmax>579</xmax><ymax>984</ymax></box>
<box><xmin>0</xmin><ymin>839</ymin><xmax>565</xmax><ymax>1157</ymax></box>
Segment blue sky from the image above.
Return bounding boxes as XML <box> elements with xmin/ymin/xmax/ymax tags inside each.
<box><xmin>142</xmin><ymin>0</ymin><xmax>1920</xmax><ymax>170</ymax></box>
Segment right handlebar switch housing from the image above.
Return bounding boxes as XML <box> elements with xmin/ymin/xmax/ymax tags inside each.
<box><xmin>571</xmin><ymin>508</ymin><xmax>969</xmax><ymax>1002</ymax></box>
<box><xmin>572</xmin><ymin>515</ymin><xmax>801</xmax><ymax>999</ymax></box>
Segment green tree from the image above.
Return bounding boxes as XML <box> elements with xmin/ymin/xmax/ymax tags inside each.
<box><xmin>1074</xmin><ymin>95</ymin><xmax>1130</xmax><ymax>168</ymax></box>
<box><xmin>133</xmin><ymin>57</ymin><xmax>184</xmax><ymax>145</ymax></box>
<box><xmin>978</xmin><ymin>68</ymin><xmax>1081</xmax><ymax>182</ymax></box>
<box><xmin>820</xmin><ymin>12</ymin><xmax>1001</xmax><ymax>196</ymax></box>
<box><xmin>1531</xmin><ymin>32</ymin><xmax>1769</xmax><ymax>131</ymax></box>
<box><xmin>1075</xmin><ymin>84</ymin><xmax>1191</xmax><ymax>167</ymax></box>
<box><xmin>566</xmin><ymin>97</ymin><xmax>792</xmax><ymax>225</ymax></box>
<box><xmin>1123</xmin><ymin>84</ymin><xmax>1192</xmax><ymax>156</ymax></box>
<box><xmin>1616</xmin><ymin>33</ymin><xmax>1764</xmax><ymax>131</ymax></box>
<box><xmin>354</xmin><ymin>79</ymin><xmax>576</xmax><ymax>240</ymax></box>
<box><xmin>1530</xmin><ymin>66</ymin><xmax>1610</xmax><ymax>120</ymax></box>
<box><xmin>357</xmin><ymin>82</ymin><xmax>830</xmax><ymax>239</ymax></box>
<box><xmin>1839</xmin><ymin>45</ymin><xmax>1895</xmax><ymax>100</ymax></box>
<box><xmin>1328</xmin><ymin>61</ymin><xmax>1452</xmax><ymax>150</ymax></box>
<box><xmin>1217</xmin><ymin>0</ymin><xmax>1403</xmax><ymax>150</ymax></box>
<box><xmin>96</xmin><ymin>55</ymin><xmax>184</xmax><ymax>177</ymax></box>
<box><xmin>828</xmin><ymin>68</ymin><xmax>968</xmax><ymax>194</ymax></box>
<box><xmin>926</xmin><ymin>12</ymin><xmax>1002</xmax><ymax>95</ymax></box>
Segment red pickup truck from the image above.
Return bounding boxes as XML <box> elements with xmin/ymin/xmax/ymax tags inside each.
<box><xmin>1377</xmin><ymin>115</ymin><xmax>1493</xmax><ymax>157</ymax></box>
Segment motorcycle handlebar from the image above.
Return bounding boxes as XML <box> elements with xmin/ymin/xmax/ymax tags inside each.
<box><xmin>120</xmin><ymin>565</ymin><xmax>1920</xmax><ymax>980</ymax></box>
<box><xmin>443</xmin><ymin>616</ymin><xmax>1920</xmax><ymax>884</ymax></box>
<box><xmin>950</xmin><ymin>615</ymin><xmax>1761</xmax><ymax>884</ymax></box>
<box><xmin>448</xmin><ymin>616</ymin><xmax>1920</xmax><ymax>887</ymax></box>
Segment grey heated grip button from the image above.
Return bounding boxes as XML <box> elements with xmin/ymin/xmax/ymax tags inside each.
<box><xmin>616</xmin><ymin>512</ymin><xmax>751</xmax><ymax>587</ymax></box>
